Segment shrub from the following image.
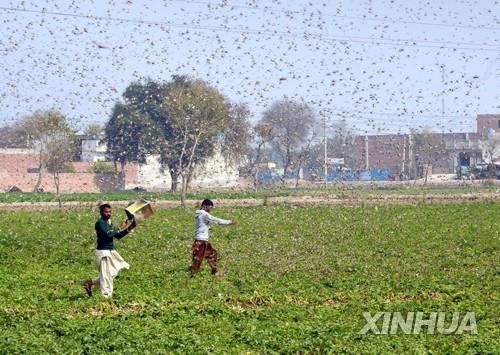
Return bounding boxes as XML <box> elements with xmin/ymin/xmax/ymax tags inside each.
<box><xmin>63</xmin><ymin>163</ymin><xmax>75</xmax><ymax>173</ymax></box>
<box><xmin>88</xmin><ymin>161</ymin><xmax>116</xmax><ymax>173</ymax></box>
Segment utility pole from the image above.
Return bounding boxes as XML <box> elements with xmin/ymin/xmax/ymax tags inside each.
<box><xmin>323</xmin><ymin>110</ymin><xmax>328</xmax><ymax>185</ymax></box>
<box><xmin>441</xmin><ymin>65</ymin><xmax>446</xmax><ymax>116</ymax></box>
<box><xmin>408</xmin><ymin>134</ymin><xmax>413</xmax><ymax>179</ymax></box>
<box><xmin>365</xmin><ymin>135</ymin><xmax>369</xmax><ymax>170</ymax></box>
<box><xmin>402</xmin><ymin>134</ymin><xmax>406</xmax><ymax>175</ymax></box>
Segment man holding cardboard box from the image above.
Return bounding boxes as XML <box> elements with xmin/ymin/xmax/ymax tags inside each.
<box><xmin>83</xmin><ymin>203</ymin><xmax>137</xmax><ymax>298</ymax></box>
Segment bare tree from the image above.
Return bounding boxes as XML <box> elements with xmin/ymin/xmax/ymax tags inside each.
<box><xmin>410</xmin><ymin>128</ymin><xmax>437</xmax><ymax>184</ymax></box>
<box><xmin>306</xmin><ymin>121</ymin><xmax>355</xmax><ymax>183</ymax></box>
<box><xmin>260</xmin><ymin>98</ymin><xmax>316</xmax><ymax>185</ymax></box>
<box><xmin>482</xmin><ymin>133</ymin><xmax>500</xmax><ymax>178</ymax></box>
<box><xmin>293</xmin><ymin>131</ymin><xmax>318</xmax><ymax>187</ymax></box>
<box><xmin>250</xmin><ymin>122</ymin><xmax>273</xmax><ymax>189</ymax></box>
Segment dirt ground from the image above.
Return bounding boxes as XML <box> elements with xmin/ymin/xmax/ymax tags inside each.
<box><xmin>1</xmin><ymin>192</ymin><xmax>499</xmax><ymax>211</ymax></box>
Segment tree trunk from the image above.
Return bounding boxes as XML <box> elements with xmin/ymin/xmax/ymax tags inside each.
<box><xmin>179</xmin><ymin>133</ymin><xmax>201</xmax><ymax>207</ymax></box>
<box><xmin>54</xmin><ymin>172</ymin><xmax>62</xmax><ymax>208</ymax></box>
<box><xmin>253</xmin><ymin>167</ymin><xmax>260</xmax><ymax>191</ymax></box>
<box><xmin>33</xmin><ymin>148</ymin><xmax>44</xmax><ymax>192</ymax></box>
<box><xmin>186</xmin><ymin>168</ymin><xmax>194</xmax><ymax>190</ymax></box>
<box><xmin>294</xmin><ymin>166</ymin><xmax>302</xmax><ymax>188</ymax></box>
<box><xmin>169</xmin><ymin>167</ymin><xmax>179</xmax><ymax>192</ymax></box>
<box><xmin>33</xmin><ymin>169</ymin><xmax>43</xmax><ymax>192</ymax></box>
<box><xmin>252</xmin><ymin>142</ymin><xmax>265</xmax><ymax>191</ymax></box>
<box><xmin>180</xmin><ymin>173</ymin><xmax>188</xmax><ymax>207</ymax></box>
<box><xmin>281</xmin><ymin>159</ymin><xmax>291</xmax><ymax>188</ymax></box>
<box><xmin>423</xmin><ymin>162</ymin><xmax>430</xmax><ymax>186</ymax></box>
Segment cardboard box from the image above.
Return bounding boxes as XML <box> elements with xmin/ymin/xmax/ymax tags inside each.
<box><xmin>125</xmin><ymin>200</ymin><xmax>153</xmax><ymax>223</ymax></box>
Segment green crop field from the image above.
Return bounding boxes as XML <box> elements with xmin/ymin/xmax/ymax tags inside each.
<box><xmin>0</xmin><ymin>203</ymin><xmax>498</xmax><ymax>353</ymax></box>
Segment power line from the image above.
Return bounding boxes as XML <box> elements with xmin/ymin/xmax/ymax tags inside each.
<box><xmin>172</xmin><ymin>0</ymin><xmax>500</xmax><ymax>32</ymax></box>
<box><xmin>320</xmin><ymin>108</ymin><xmax>475</xmax><ymax>121</ymax></box>
<box><xmin>1</xmin><ymin>6</ymin><xmax>499</xmax><ymax>52</ymax></box>
<box><xmin>68</xmin><ymin>114</ymin><xmax>474</xmax><ymax>127</ymax></box>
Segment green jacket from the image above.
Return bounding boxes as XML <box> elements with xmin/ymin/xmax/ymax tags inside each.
<box><xmin>95</xmin><ymin>217</ymin><xmax>128</xmax><ymax>250</ymax></box>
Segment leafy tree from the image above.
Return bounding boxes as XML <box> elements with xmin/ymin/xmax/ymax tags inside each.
<box><xmin>222</xmin><ymin>102</ymin><xmax>252</xmax><ymax>164</ymax></box>
<box><xmin>103</xmin><ymin>102</ymin><xmax>162</xmax><ymax>171</ymax></box>
<box><xmin>104</xmin><ymin>77</ymin><xmax>216</xmax><ymax>193</ymax></box>
<box><xmin>46</xmin><ymin>130</ymin><xmax>78</xmax><ymax>207</ymax></box>
<box><xmin>103</xmin><ymin>76</ymin><xmax>250</xmax><ymax>201</ymax></box>
<box><xmin>163</xmin><ymin>79</ymin><xmax>230</xmax><ymax>204</ymax></box>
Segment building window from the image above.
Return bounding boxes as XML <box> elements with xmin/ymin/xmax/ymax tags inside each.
<box><xmin>498</xmin><ymin>120</ymin><xmax>500</xmax><ymax>129</ymax></box>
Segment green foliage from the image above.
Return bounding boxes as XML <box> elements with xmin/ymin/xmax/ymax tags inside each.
<box><xmin>84</xmin><ymin>123</ymin><xmax>102</xmax><ymax>138</ymax></box>
<box><xmin>63</xmin><ymin>163</ymin><xmax>75</xmax><ymax>173</ymax></box>
<box><xmin>88</xmin><ymin>161</ymin><xmax>116</xmax><ymax>174</ymax></box>
<box><xmin>104</xmin><ymin>102</ymin><xmax>162</xmax><ymax>166</ymax></box>
<box><xmin>16</xmin><ymin>110</ymin><xmax>77</xmax><ymax>164</ymax></box>
<box><xmin>0</xmin><ymin>203</ymin><xmax>498</xmax><ymax>353</ymax></box>
<box><xmin>103</xmin><ymin>76</ymin><xmax>251</xmax><ymax>194</ymax></box>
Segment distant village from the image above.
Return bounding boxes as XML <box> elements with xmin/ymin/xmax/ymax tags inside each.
<box><xmin>0</xmin><ymin>114</ymin><xmax>499</xmax><ymax>193</ymax></box>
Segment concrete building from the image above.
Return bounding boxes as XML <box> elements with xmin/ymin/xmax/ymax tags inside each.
<box><xmin>80</xmin><ymin>135</ymin><xmax>108</xmax><ymax>162</ymax></box>
<box><xmin>78</xmin><ymin>136</ymin><xmax>239</xmax><ymax>190</ymax></box>
<box><xmin>347</xmin><ymin>115</ymin><xmax>500</xmax><ymax>178</ymax></box>
<box><xmin>132</xmin><ymin>145</ymin><xmax>239</xmax><ymax>191</ymax></box>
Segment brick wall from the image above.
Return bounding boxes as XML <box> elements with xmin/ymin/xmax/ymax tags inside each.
<box><xmin>0</xmin><ymin>149</ymin><xmax>139</xmax><ymax>193</ymax></box>
<box><xmin>0</xmin><ymin>150</ymin><xmax>40</xmax><ymax>173</ymax></box>
<box><xmin>0</xmin><ymin>172</ymin><xmax>125</xmax><ymax>193</ymax></box>
<box><xmin>477</xmin><ymin>114</ymin><xmax>500</xmax><ymax>134</ymax></box>
<box><xmin>351</xmin><ymin>135</ymin><xmax>407</xmax><ymax>171</ymax></box>
<box><xmin>350</xmin><ymin>133</ymin><xmax>454</xmax><ymax>175</ymax></box>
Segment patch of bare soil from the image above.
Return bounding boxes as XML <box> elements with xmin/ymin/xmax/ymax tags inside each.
<box><xmin>0</xmin><ymin>193</ymin><xmax>499</xmax><ymax>211</ymax></box>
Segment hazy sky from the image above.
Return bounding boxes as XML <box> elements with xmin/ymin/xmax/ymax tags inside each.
<box><xmin>1</xmin><ymin>0</ymin><xmax>499</xmax><ymax>134</ymax></box>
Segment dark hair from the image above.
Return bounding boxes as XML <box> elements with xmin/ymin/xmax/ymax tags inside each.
<box><xmin>99</xmin><ymin>203</ymin><xmax>112</xmax><ymax>212</ymax></box>
<box><xmin>201</xmin><ymin>199</ymin><xmax>213</xmax><ymax>207</ymax></box>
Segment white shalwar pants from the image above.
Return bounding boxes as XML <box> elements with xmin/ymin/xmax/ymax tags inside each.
<box><xmin>92</xmin><ymin>249</ymin><xmax>129</xmax><ymax>298</ymax></box>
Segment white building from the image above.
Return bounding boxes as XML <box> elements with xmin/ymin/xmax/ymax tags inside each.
<box><xmin>80</xmin><ymin>136</ymin><xmax>108</xmax><ymax>162</ymax></box>
<box><xmin>133</xmin><ymin>147</ymin><xmax>239</xmax><ymax>191</ymax></box>
<box><xmin>80</xmin><ymin>136</ymin><xmax>240</xmax><ymax>190</ymax></box>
